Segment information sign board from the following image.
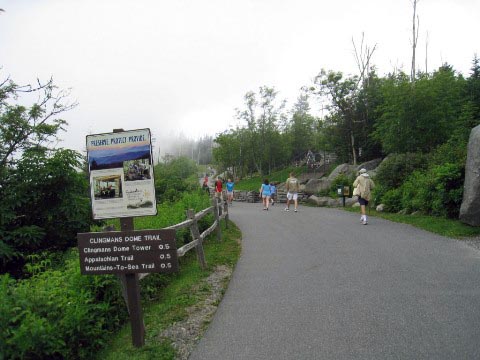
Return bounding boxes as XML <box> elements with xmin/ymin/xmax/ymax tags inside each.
<box><xmin>78</xmin><ymin>229</ymin><xmax>178</xmax><ymax>275</ymax></box>
<box><xmin>86</xmin><ymin>128</ymin><xmax>157</xmax><ymax>219</ymax></box>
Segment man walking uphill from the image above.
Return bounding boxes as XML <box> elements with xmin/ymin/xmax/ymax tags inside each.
<box><xmin>353</xmin><ymin>168</ymin><xmax>375</xmax><ymax>225</ymax></box>
<box><xmin>285</xmin><ymin>172</ymin><xmax>300</xmax><ymax>212</ymax></box>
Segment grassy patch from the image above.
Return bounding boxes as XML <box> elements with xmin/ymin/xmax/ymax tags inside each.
<box><xmin>96</xmin><ymin>221</ymin><xmax>241</xmax><ymax>360</ymax></box>
<box><xmin>342</xmin><ymin>206</ymin><xmax>480</xmax><ymax>238</ymax></box>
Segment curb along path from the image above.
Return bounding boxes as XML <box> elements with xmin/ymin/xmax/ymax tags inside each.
<box><xmin>189</xmin><ymin>202</ymin><xmax>480</xmax><ymax>360</ymax></box>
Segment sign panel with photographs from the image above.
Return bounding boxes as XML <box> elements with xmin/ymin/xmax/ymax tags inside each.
<box><xmin>86</xmin><ymin>129</ymin><xmax>157</xmax><ymax>219</ymax></box>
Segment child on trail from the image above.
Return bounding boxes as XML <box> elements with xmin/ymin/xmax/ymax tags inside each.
<box><xmin>226</xmin><ymin>178</ymin><xmax>234</xmax><ymax>205</ymax></box>
<box><xmin>285</xmin><ymin>172</ymin><xmax>299</xmax><ymax>212</ymax></box>
<box><xmin>270</xmin><ymin>182</ymin><xmax>277</xmax><ymax>205</ymax></box>
<box><xmin>260</xmin><ymin>179</ymin><xmax>272</xmax><ymax>211</ymax></box>
<box><xmin>353</xmin><ymin>168</ymin><xmax>375</xmax><ymax>225</ymax></box>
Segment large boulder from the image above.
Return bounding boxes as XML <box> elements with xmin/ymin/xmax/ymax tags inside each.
<box><xmin>460</xmin><ymin>125</ymin><xmax>480</xmax><ymax>226</ymax></box>
<box><xmin>327</xmin><ymin>163</ymin><xmax>357</xmax><ymax>181</ymax></box>
<box><xmin>304</xmin><ymin>178</ymin><xmax>332</xmax><ymax>195</ymax></box>
<box><xmin>356</xmin><ymin>158</ymin><xmax>383</xmax><ymax>172</ymax></box>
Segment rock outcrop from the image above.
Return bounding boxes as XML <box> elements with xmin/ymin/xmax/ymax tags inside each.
<box><xmin>460</xmin><ymin>125</ymin><xmax>480</xmax><ymax>226</ymax></box>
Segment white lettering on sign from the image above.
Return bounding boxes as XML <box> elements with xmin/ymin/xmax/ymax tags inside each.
<box><xmin>89</xmin><ymin>237</ymin><xmax>123</xmax><ymax>244</ymax></box>
<box><xmin>125</xmin><ymin>236</ymin><xmax>142</xmax><ymax>242</ymax></box>
<box><xmin>84</xmin><ymin>247</ymin><xmax>112</xmax><ymax>253</ymax></box>
<box><xmin>120</xmin><ymin>255</ymin><xmax>134</xmax><ymax>261</ymax></box>
<box><xmin>132</xmin><ymin>245</ymin><xmax>151</xmax><ymax>251</ymax></box>
<box><xmin>113</xmin><ymin>246</ymin><xmax>130</xmax><ymax>252</ymax></box>
<box><xmin>141</xmin><ymin>263</ymin><xmax>155</xmax><ymax>269</ymax></box>
<box><xmin>143</xmin><ymin>234</ymin><xmax>163</xmax><ymax>241</ymax></box>
<box><xmin>85</xmin><ymin>265</ymin><xmax>114</xmax><ymax>271</ymax></box>
<box><xmin>84</xmin><ymin>256</ymin><xmax>119</xmax><ymax>263</ymax></box>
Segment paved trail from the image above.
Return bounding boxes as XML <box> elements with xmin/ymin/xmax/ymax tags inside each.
<box><xmin>189</xmin><ymin>202</ymin><xmax>480</xmax><ymax>360</ymax></box>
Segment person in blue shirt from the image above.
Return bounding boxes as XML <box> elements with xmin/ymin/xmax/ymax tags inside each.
<box><xmin>226</xmin><ymin>178</ymin><xmax>235</xmax><ymax>205</ymax></box>
<box><xmin>259</xmin><ymin>179</ymin><xmax>272</xmax><ymax>211</ymax></box>
<box><xmin>270</xmin><ymin>182</ymin><xmax>277</xmax><ymax>206</ymax></box>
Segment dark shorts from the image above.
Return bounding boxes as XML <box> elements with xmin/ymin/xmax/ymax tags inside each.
<box><xmin>358</xmin><ymin>197</ymin><xmax>369</xmax><ymax>206</ymax></box>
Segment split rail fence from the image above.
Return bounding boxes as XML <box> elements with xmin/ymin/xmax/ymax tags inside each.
<box><xmin>137</xmin><ymin>196</ymin><xmax>229</xmax><ymax>278</ymax></box>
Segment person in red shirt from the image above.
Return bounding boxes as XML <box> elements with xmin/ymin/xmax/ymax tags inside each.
<box><xmin>215</xmin><ymin>177</ymin><xmax>223</xmax><ymax>201</ymax></box>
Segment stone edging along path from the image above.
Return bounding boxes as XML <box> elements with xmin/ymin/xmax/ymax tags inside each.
<box><xmin>158</xmin><ymin>265</ymin><xmax>232</xmax><ymax>360</ymax></box>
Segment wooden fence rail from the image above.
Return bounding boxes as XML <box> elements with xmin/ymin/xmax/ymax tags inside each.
<box><xmin>137</xmin><ymin>197</ymin><xmax>228</xmax><ymax>280</ymax></box>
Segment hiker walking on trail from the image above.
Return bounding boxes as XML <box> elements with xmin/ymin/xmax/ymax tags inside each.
<box><xmin>215</xmin><ymin>177</ymin><xmax>223</xmax><ymax>201</ymax></box>
<box><xmin>353</xmin><ymin>168</ymin><xmax>375</xmax><ymax>225</ymax></box>
<box><xmin>226</xmin><ymin>178</ymin><xmax>235</xmax><ymax>205</ymax></box>
<box><xmin>285</xmin><ymin>172</ymin><xmax>299</xmax><ymax>212</ymax></box>
<box><xmin>202</xmin><ymin>174</ymin><xmax>209</xmax><ymax>194</ymax></box>
<box><xmin>270</xmin><ymin>182</ymin><xmax>277</xmax><ymax>206</ymax></box>
<box><xmin>260</xmin><ymin>179</ymin><xmax>272</xmax><ymax>211</ymax></box>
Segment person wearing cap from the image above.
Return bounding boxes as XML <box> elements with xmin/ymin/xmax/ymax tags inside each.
<box><xmin>353</xmin><ymin>168</ymin><xmax>375</xmax><ymax>225</ymax></box>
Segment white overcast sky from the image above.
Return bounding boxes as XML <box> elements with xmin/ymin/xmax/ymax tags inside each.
<box><xmin>0</xmin><ymin>0</ymin><xmax>478</xmax><ymax>154</ymax></box>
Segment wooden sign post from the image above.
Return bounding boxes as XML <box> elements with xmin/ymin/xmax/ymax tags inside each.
<box><xmin>79</xmin><ymin>128</ymin><xmax>174</xmax><ymax>347</ymax></box>
<box><xmin>77</xmin><ymin>227</ymin><xmax>178</xmax><ymax>347</ymax></box>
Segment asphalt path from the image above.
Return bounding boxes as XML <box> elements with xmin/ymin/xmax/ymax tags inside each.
<box><xmin>189</xmin><ymin>202</ymin><xmax>480</xmax><ymax>360</ymax></box>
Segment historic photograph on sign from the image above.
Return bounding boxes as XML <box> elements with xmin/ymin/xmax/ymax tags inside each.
<box><xmin>93</xmin><ymin>174</ymin><xmax>123</xmax><ymax>200</ymax></box>
<box><xmin>86</xmin><ymin>129</ymin><xmax>157</xmax><ymax>219</ymax></box>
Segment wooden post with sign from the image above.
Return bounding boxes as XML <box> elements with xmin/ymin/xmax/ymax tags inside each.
<box><xmin>77</xmin><ymin>228</ymin><xmax>178</xmax><ymax>347</ymax></box>
<box><xmin>121</xmin><ymin>217</ymin><xmax>145</xmax><ymax>347</ymax></box>
<box><xmin>81</xmin><ymin>128</ymin><xmax>178</xmax><ymax>348</ymax></box>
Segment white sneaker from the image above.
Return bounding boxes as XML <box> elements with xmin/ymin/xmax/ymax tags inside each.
<box><xmin>362</xmin><ymin>220</ymin><xmax>368</xmax><ymax>225</ymax></box>
<box><xmin>284</xmin><ymin>208</ymin><xmax>289</xmax><ymax>211</ymax></box>
<box><xmin>294</xmin><ymin>209</ymin><xmax>297</xmax><ymax>212</ymax></box>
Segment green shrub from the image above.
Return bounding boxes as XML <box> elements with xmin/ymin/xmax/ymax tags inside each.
<box><xmin>393</xmin><ymin>163</ymin><xmax>464</xmax><ymax>218</ymax></box>
<box><xmin>381</xmin><ymin>188</ymin><xmax>403</xmax><ymax>213</ymax></box>
<box><xmin>0</xmin><ymin>149</ymin><xmax>96</xmax><ymax>275</ymax></box>
<box><xmin>430</xmin><ymin>163</ymin><xmax>464</xmax><ymax>218</ymax></box>
<box><xmin>0</xmin><ymin>250</ymin><xmax>127</xmax><ymax>359</ymax></box>
<box><xmin>375</xmin><ymin>153</ymin><xmax>430</xmax><ymax>192</ymax></box>
<box><xmin>400</xmin><ymin>170</ymin><xmax>434</xmax><ymax>214</ymax></box>
<box><xmin>329</xmin><ymin>173</ymin><xmax>355</xmax><ymax>198</ymax></box>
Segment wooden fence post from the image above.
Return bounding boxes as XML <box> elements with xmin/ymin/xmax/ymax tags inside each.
<box><xmin>223</xmin><ymin>200</ymin><xmax>229</xmax><ymax>229</ymax></box>
<box><xmin>186</xmin><ymin>209</ymin><xmax>207</xmax><ymax>270</ymax></box>
<box><xmin>212</xmin><ymin>197</ymin><xmax>222</xmax><ymax>242</ymax></box>
<box><xmin>120</xmin><ymin>216</ymin><xmax>145</xmax><ymax>348</ymax></box>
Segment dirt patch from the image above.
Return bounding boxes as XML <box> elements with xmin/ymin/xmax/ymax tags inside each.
<box><xmin>158</xmin><ymin>265</ymin><xmax>233</xmax><ymax>360</ymax></box>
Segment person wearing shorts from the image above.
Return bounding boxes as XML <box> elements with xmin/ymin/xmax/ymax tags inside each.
<box><xmin>226</xmin><ymin>178</ymin><xmax>234</xmax><ymax>205</ymax></box>
<box><xmin>285</xmin><ymin>172</ymin><xmax>299</xmax><ymax>212</ymax></box>
<box><xmin>260</xmin><ymin>179</ymin><xmax>272</xmax><ymax>211</ymax></box>
<box><xmin>353</xmin><ymin>168</ymin><xmax>375</xmax><ymax>225</ymax></box>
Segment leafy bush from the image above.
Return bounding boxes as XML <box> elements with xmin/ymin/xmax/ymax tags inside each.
<box><xmin>375</xmin><ymin>153</ymin><xmax>430</xmax><ymax>193</ymax></box>
<box><xmin>384</xmin><ymin>163</ymin><xmax>464</xmax><ymax>218</ymax></box>
<box><xmin>0</xmin><ymin>250</ymin><xmax>127</xmax><ymax>359</ymax></box>
<box><xmin>430</xmin><ymin>163</ymin><xmax>464</xmax><ymax>218</ymax></box>
<box><xmin>0</xmin><ymin>148</ymin><xmax>96</xmax><ymax>275</ymax></box>
<box><xmin>328</xmin><ymin>173</ymin><xmax>355</xmax><ymax>198</ymax></box>
<box><xmin>154</xmin><ymin>157</ymin><xmax>200</xmax><ymax>203</ymax></box>
<box><xmin>381</xmin><ymin>187</ymin><xmax>403</xmax><ymax>213</ymax></box>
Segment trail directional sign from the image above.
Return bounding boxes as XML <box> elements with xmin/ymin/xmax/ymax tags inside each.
<box><xmin>77</xmin><ymin>229</ymin><xmax>178</xmax><ymax>275</ymax></box>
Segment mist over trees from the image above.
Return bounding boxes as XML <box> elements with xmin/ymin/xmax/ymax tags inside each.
<box><xmin>156</xmin><ymin>133</ymin><xmax>214</xmax><ymax>165</ymax></box>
